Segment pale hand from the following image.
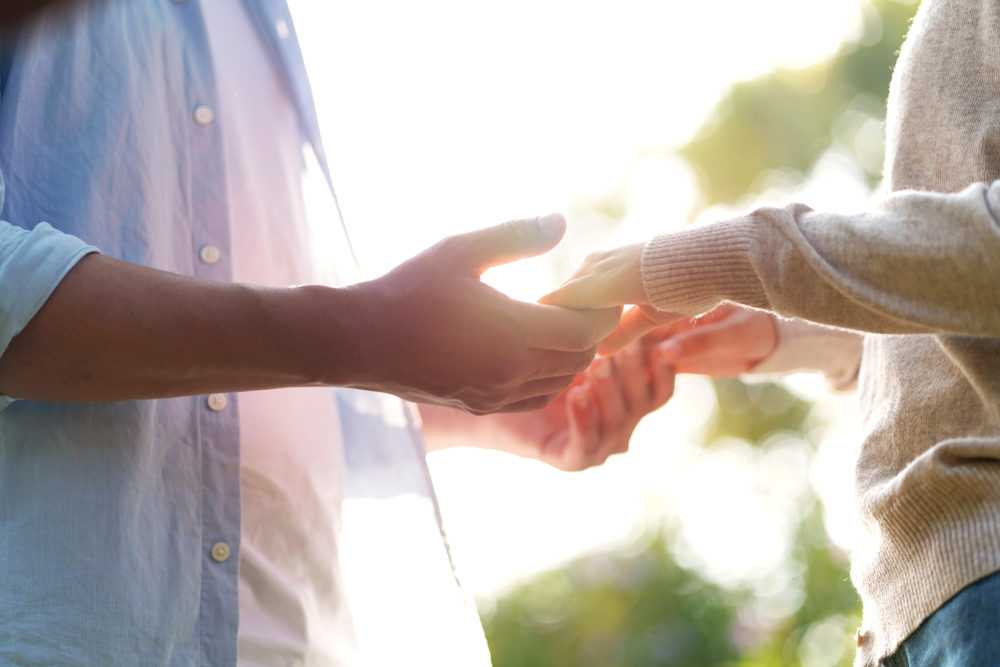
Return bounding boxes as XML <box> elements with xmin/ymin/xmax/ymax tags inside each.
<box><xmin>538</xmin><ymin>242</ymin><xmax>685</xmax><ymax>356</ymax></box>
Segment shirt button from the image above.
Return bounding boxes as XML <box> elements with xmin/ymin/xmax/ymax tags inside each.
<box><xmin>199</xmin><ymin>244</ymin><xmax>221</xmax><ymax>265</ymax></box>
<box><xmin>211</xmin><ymin>542</ymin><xmax>231</xmax><ymax>563</ymax></box>
<box><xmin>194</xmin><ymin>105</ymin><xmax>215</xmax><ymax>126</ymax></box>
<box><xmin>207</xmin><ymin>393</ymin><xmax>228</xmax><ymax>412</ymax></box>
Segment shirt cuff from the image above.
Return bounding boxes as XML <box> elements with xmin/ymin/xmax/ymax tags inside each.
<box><xmin>749</xmin><ymin>318</ymin><xmax>864</xmax><ymax>391</ymax></box>
<box><xmin>0</xmin><ymin>221</ymin><xmax>100</xmax><ymax>407</ymax></box>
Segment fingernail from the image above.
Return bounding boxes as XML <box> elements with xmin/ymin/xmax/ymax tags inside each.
<box><xmin>593</xmin><ymin>358</ymin><xmax>612</xmax><ymax>379</ymax></box>
<box><xmin>537</xmin><ymin>213</ymin><xmax>565</xmax><ymax>237</ymax></box>
<box><xmin>658</xmin><ymin>340</ymin><xmax>684</xmax><ymax>362</ymax></box>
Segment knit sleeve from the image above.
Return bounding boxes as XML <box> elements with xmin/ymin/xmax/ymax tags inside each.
<box><xmin>641</xmin><ymin>181</ymin><xmax>1000</xmax><ymax>336</ymax></box>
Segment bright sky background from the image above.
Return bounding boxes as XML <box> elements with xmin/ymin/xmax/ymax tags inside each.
<box><xmin>288</xmin><ymin>0</ymin><xmax>876</xmax><ymax>610</ymax></box>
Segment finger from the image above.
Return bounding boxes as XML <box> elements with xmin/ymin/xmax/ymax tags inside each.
<box><xmin>468</xmin><ymin>373</ymin><xmax>581</xmax><ymax>414</ymax></box>
<box><xmin>648</xmin><ymin>349</ymin><xmax>677</xmax><ymax>409</ymax></box>
<box><xmin>499</xmin><ymin>391</ymin><xmax>563</xmax><ymax>413</ymax></box>
<box><xmin>586</xmin><ymin>357</ymin><xmax>626</xmax><ymax>447</ymax></box>
<box><xmin>664</xmin><ymin>320</ymin><xmax>741</xmax><ymax>361</ymax></box>
<box><xmin>599</xmin><ymin>305</ymin><xmax>686</xmax><ymax>356</ymax></box>
<box><xmin>598</xmin><ymin>307</ymin><xmax>663</xmax><ymax>356</ymax></box>
<box><xmin>548</xmin><ymin>384</ymin><xmax>601</xmax><ymax>471</ymax></box>
<box><xmin>567</xmin><ymin>385</ymin><xmax>600</xmax><ymax>453</ymax></box>
<box><xmin>655</xmin><ymin>321</ymin><xmax>753</xmax><ymax>376</ymax></box>
<box><xmin>509</xmin><ymin>373</ymin><xmax>580</xmax><ymax>402</ymax></box>
<box><xmin>635</xmin><ymin>303</ymin><xmax>742</xmax><ymax>349</ymax></box>
<box><xmin>615</xmin><ymin>341</ymin><xmax>650</xmax><ymax>415</ymax></box>
<box><xmin>519</xmin><ymin>302</ymin><xmax>622</xmax><ymax>352</ymax></box>
<box><xmin>454</xmin><ymin>214</ymin><xmax>566</xmax><ymax>273</ymax></box>
<box><xmin>538</xmin><ymin>274</ymin><xmax>600</xmax><ymax>309</ymax></box>
<box><xmin>524</xmin><ymin>347</ymin><xmax>600</xmax><ymax>380</ymax></box>
<box><xmin>539</xmin><ymin>243</ymin><xmax>646</xmax><ymax>309</ymax></box>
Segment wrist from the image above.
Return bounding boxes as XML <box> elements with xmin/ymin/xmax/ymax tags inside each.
<box><xmin>281</xmin><ymin>282</ymin><xmax>379</xmax><ymax>389</ymax></box>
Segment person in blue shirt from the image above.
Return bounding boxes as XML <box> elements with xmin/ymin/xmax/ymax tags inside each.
<box><xmin>0</xmin><ymin>0</ymin><xmax>675</xmax><ymax>663</ymax></box>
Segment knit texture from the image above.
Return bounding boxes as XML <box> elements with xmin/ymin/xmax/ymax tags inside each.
<box><xmin>640</xmin><ymin>1</ymin><xmax>1000</xmax><ymax>664</ymax></box>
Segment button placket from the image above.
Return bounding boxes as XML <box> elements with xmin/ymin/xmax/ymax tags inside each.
<box><xmin>193</xmin><ymin>105</ymin><xmax>215</xmax><ymax>126</ymax></box>
<box><xmin>210</xmin><ymin>542</ymin><xmax>230</xmax><ymax>562</ymax></box>
<box><xmin>207</xmin><ymin>394</ymin><xmax>228</xmax><ymax>412</ymax></box>
<box><xmin>199</xmin><ymin>244</ymin><xmax>221</xmax><ymax>265</ymax></box>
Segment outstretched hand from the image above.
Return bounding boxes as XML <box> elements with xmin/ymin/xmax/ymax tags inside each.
<box><xmin>351</xmin><ymin>214</ymin><xmax>622</xmax><ymax>415</ymax></box>
<box><xmin>538</xmin><ymin>242</ymin><xmax>684</xmax><ymax>356</ymax></box>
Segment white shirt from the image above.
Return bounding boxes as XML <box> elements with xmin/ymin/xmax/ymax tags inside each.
<box><xmin>201</xmin><ymin>1</ymin><xmax>492</xmax><ymax>665</ymax></box>
<box><xmin>201</xmin><ymin>1</ymin><xmax>357</xmax><ymax>664</ymax></box>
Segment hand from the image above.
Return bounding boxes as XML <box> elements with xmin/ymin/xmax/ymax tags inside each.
<box><xmin>538</xmin><ymin>242</ymin><xmax>685</xmax><ymax>357</ymax></box>
<box><xmin>540</xmin><ymin>242</ymin><xmax>648</xmax><ymax>309</ymax></box>
<box><xmin>643</xmin><ymin>304</ymin><xmax>778</xmax><ymax>375</ymax></box>
<box><xmin>349</xmin><ymin>214</ymin><xmax>622</xmax><ymax>415</ymax></box>
<box><xmin>486</xmin><ymin>339</ymin><xmax>676</xmax><ymax>471</ymax></box>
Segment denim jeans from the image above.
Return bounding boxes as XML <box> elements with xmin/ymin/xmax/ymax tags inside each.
<box><xmin>880</xmin><ymin>569</ymin><xmax>1000</xmax><ymax>667</ymax></box>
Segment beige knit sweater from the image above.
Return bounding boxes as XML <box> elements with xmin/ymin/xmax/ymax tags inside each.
<box><xmin>640</xmin><ymin>1</ymin><xmax>1000</xmax><ymax>664</ymax></box>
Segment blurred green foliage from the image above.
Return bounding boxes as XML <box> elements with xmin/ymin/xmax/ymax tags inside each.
<box><xmin>483</xmin><ymin>381</ymin><xmax>861</xmax><ymax>667</ymax></box>
<box><xmin>682</xmin><ymin>0</ymin><xmax>919</xmax><ymax>206</ymax></box>
<box><xmin>485</xmin><ymin>1</ymin><xmax>922</xmax><ymax>665</ymax></box>
<box><xmin>485</xmin><ymin>537</ymin><xmax>741</xmax><ymax>667</ymax></box>
<box><xmin>705</xmin><ymin>379</ymin><xmax>812</xmax><ymax>446</ymax></box>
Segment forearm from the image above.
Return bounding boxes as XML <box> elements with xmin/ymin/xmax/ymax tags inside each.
<box><xmin>642</xmin><ymin>182</ymin><xmax>1000</xmax><ymax>336</ymax></box>
<box><xmin>0</xmin><ymin>253</ymin><xmax>367</xmax><ymax>402</ymax></box>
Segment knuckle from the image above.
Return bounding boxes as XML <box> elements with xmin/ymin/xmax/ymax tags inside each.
<box><xmin>492</xmin><ymin>365</ymin><xmax>520</xmax><ymax>387</ymax></box>
<box><xmin>554</xmin><ymin>374</ymin><xmax>576</xmax><ymax>393</ymax></box>
<box><xmin>572</xmin><ymin>353</ymin><xmax>595</xmax><ymax>374</ymax></box>
<box><xmin>436</xmin><ymin>234</ymin><xmax>472</xmax><ymax>266</ymax></box>
<box><xmin>438</xmin><ymin>233</ymin><xmax>465</xmax><ymax>254</ymax></box>
<box><xmin>573</xmin><ymin>331</ymin><xmax>596</xmax><ymax>352</ymax></box>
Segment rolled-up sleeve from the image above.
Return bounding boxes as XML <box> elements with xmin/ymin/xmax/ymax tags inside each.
<box><xmin>0</xmin><ymin>220</ymin><xmax>100</xmax><ymax>409</ymax></box>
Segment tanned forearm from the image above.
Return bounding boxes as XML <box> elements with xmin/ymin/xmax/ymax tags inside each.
<box><xmin>0</xmin><ymin>254</ymin><xmax>368</xmax><ymax>402</ymax></box>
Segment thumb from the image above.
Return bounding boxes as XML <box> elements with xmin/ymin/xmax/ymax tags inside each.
<box><xmin>456</xmin><ymin>213</ymin><xmax>566</xmax><ymax>273</ymax></box>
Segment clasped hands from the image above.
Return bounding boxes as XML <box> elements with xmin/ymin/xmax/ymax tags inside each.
<box><xmin>540</xmin><ymin>241</ymin><xmax>779</xmax><ymax>374</ymax></box>
<box><xmin>382</xmin><ymin>218</ymin><xmax>776</xmax><ymax>472</ymax></box>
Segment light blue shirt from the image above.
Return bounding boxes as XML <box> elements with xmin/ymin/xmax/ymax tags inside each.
<box><xmin>0</xmin><ymin>1</ymin><xmax>468</xmax><ymax>664</ymax></box>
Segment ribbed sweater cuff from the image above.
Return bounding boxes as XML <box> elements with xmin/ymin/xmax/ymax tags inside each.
<box><xmin>640</xmin><ymin>218</ymin><xmax>769</xmax><ymax>317</ymax></box>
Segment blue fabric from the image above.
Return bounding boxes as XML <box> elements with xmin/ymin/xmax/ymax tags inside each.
<box><xmin>0</xmin><ymin>1</ymin><xmax>430</xmax><ymax>665</ymax></box>
<box><xmin>0</xmin><ymin>156</ymin><xmax>100</xmax><ymax>405</ymax></box>
<box><xmin>0</xmin><ymin>215</ymin><xmax>99</xmax><ymax>410</ymax></box>
<box><xmin>880</xmin><ymin>570</ymin><xmax>1000</xmax><ymax>667</ymax></box>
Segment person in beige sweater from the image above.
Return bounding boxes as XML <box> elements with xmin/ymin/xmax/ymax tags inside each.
<box><xmin>543</xmin><ymin>0</ymin><xmax>1000</xmax><ymax>665</ymax></box>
